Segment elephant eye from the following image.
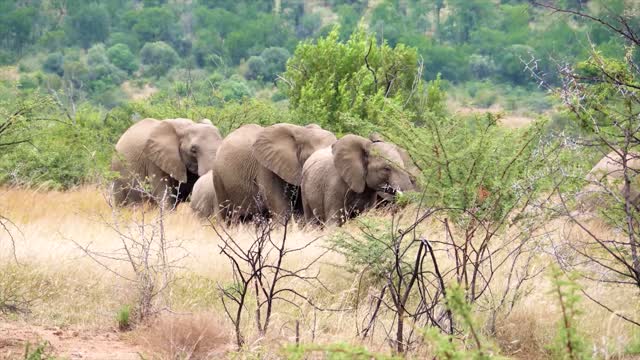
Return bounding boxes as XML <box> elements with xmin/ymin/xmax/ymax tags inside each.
<box><xmin>384</xmin><ymin>165</ymin><xmax>392</xmax><ymax>172</ymax></box>
<box><xmin>190</xmin><ymin>145</ymin><xmax>198</xmax><ymax>154</ymax></box>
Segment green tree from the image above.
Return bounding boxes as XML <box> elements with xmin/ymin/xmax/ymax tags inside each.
<box><xmin>67</xmin><ymin>3</ymin><xmax>110</xmax><ymax>48</ymax></box>
<box><xmin>260</xmin><ymin>47</ymin><xmax>290</xmax><ymax>82</ymax></box>
<box><xmin>442</xmin><ymin>0</ymin><xmax>494</xmax><ymax>44</ymax></box>
<box><xmin>4</xmin><ymin>6</ymin><xmax>38</xmax><ymax>53</ymax></box>
<box><xmin>107</xmin><ymin>43</ymin><xmax>138</xmax><ymax>74</ymax></box>
<box><xmin>245</xmin><ymin>56</ymin><xmax>267</xmax><ymax>80</ymax></box>
<box><xmin>86</xmin><ymin>44</ymin><xmax>126</xmax><ymax>93</ymax></box>
<box><xmin>283</xmin><ymin>27</ymin><xmax>423</xmax><ymax>134</ymax></box>
<box><xmin>131</xmin><ymin>7</ymin><xmax>177</xmax><ymax>43</ymax></box>
<box><xmin>140</xmin><ymin>41</ymin><xmax>179</xmax><ymax>78</ymax></box>
<box><xmin>43</xmin><ymin>52</ymin><xmax>64</xmax><ymax>76</ymax></box>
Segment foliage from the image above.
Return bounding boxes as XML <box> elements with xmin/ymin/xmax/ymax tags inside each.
<box><xmin>424</xmin><ymin>285</ymin><xmax>505</xmax><ymax>359</ymax></box>
<box><xmin>547</xmin><ymin>267</ymin><xmax>589</xmax><ymax>360</ymax></box>
<box><xmin>140</xmin><ymin>41</ymin><xmax>179</xmax><ymax>78</ymax></box>
<box><xmin>23</xmin><ymin>341</ymin><xmax>57</xmax><ymax>360</ymax></box>
<box><xmin>283</xmin><ymin>27</ymin><xmax>425</xmax><ymax>135</ymax></box>
<box><xmin>0</xmin><ymin>102</ymin><xmax>129</xmax><ymax>189</ymax></box>
<box><xmin>66</xmin><ymin>3</ymin><xmax>110</xmax><ymax>49</ymax></box>
<box><xmin>116</xmin><ymin>304</ymin><xmax>131</xmax><ymax>331</ymax></box>
<box><xmin>0</xmin><ymin>0</ymin><xmax>628</xmax><ymax>111</ymax></box>
<box><xmin>107</xmin><ymin>43</ymin><xmax>138</xmax><ymax>74</ymax></box>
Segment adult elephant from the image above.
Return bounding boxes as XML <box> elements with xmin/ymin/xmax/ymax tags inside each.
<box><xmin>368</xmin><ymin>133</ymin><xmax>422</xmax><ymax>206</ymax></box>
<box><xmin>111</xmin><ymin>118</ymin><xmax>223</xmax><ymax>208</ymax></box>
<box><xmin>581</xmin><ymin>150</ymin><xmax>640</xmax><ymax>208</ymax></box>
<box><xmin>190</xmin><ymin>170</ymin><xmax>217</xmax><ymax>218</ymax></box>
<box><xmin>213</xmin><ymin>123</ymin><xmax>336</xmax><ymax>222</ymax></box>
<box><xmin>301</xmin><ymin>135</ymin><xmax>416</xmax><ymax>226</ymax></box>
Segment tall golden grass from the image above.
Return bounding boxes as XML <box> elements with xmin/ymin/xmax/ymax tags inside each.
<box><xmin>1</xmin><ymin>186</ymin><xmax>639</xmax><ymax>359</ymax></box>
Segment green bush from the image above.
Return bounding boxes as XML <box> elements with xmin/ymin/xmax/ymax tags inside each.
<box><xmin>116</xmin><ymin>305</ymin><xmax>131</xmax><ymax>331</ymax></box>
<box><xmin>107</xmin><ymin>43</ymin><xmax>138</xmax><ymax>74</ymax></box>
<box><xmin>245</xmin><ymin>56</ymin><xmax>266</xmax><ymax>80</ymax></box>
<box><xmin>0</xmin><ymin>102</ymin><xmax>128</xmax><ymax>189</ymax></box>
<box><xmin>140</xmin><ymin>41</ymin><xmax>179</xmax><ymax>78</ymax></box>
<box><xmin>283</xmin><ymin>27</ymin><xmax>425</xmax><ymax>135</ymax></box>
<box><xmin>42</xmin><ymin>52</ymin><xmax>64</xmax><ymax>76</ymax></box>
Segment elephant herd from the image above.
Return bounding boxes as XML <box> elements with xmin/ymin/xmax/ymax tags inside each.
<box><xmin>110</xmin><ymin>118</ymin><xmax>419</xmax><ymax>226</ymax></box>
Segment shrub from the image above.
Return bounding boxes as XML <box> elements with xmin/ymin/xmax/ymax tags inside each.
<box><xmin>107</xmin><ymin>43</ymin><xmax>138</xmax><ymax>74</ymax></box>
<box><xmin>42</xmin><ymin>52</ymin><xmax>64</xmax><ymax>76</ymax></box>
<box><xmin>217</xmin><ymin>78</ymin><xmax>251</xmax><ymax>102</ymax></box>
<box><xmin>0</xmin><ymin>103</ymin><xmax>127</xmax><ymax>189</ymax></box>
<box><xmin>23</xmin><ymin>341</ymin><xmax>56</xmax><ymax>360</ymax></box>
<box><xmin>245</xmin><ymin>55</ymin><xmax>266</xmax><ymax>80</ymax></box>
<box><xmin>136</xmin><ymin>313</ymin><xmax>230</xmax><ymax>358</ymax></box>
<box><xmin>469</xmin><ymin>53</ymin><xmax>496</xmax><ymax>79</ymax></box>
<box><xmin>283</xmin><ymin>27</ymin><xmax>424</xmax><ymax>135</ymax></box>
<box><xmin>116</xmin><ymin>305</ymin><xmax>131</xmax><ymax>331</ymax></box>
<box><xmin>260</xmin><ymin>46</ymin><xmax>290</xmax><ymax>81</ymax></box>
<box><xmin>140</xmin><ymin>41</ymin><xmax>179</xmax><ymax>78</ymax></box>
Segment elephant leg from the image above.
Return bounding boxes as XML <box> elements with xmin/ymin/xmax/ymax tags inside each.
<box><xmin>213</xmin><ymin>172</ymin><xmax>235</xmax><ymax>225</ymax></box>
<box><xmin>324</xmin><ymin>196</ymin><xmax>346</xmax><ymax>226</ymax></box>
<box><xmin>302</xmin><ymin>191</ymin><xmax>321</xmax><ymax>227</ymax></box>
<box><xmin>111</xmin><ymin>177</ymin><xmax>128</xmax><ymax>206</ymax></box>
<box><xmin>257</xmin><ymin>168</ymin><xmax>292</xmax><ymax>223</ymax></box>
<box><xmin>146</xmin><ymin>169</ymin><xmax>176</xmax><ymax>209</ymax></box>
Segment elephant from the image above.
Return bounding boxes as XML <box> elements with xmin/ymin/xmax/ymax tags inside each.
<box><xmin>301</xmin><ymin>134</ymin><xmax>416</xmax><ymax>226</ymax></box>
<box><xmin>190</xmin><ymin>170</ymin><xmax>217</xmax><ymax>218</ymax></box>
<box><xmin>581</xmin><ymin>150</ymin><xmax>640</xmax><ymax>208</ymax></box>
<box><xmin>111</xmin><ymin>118</ymin><xmax>223</xmax><ymax>208</ymax></box>
<box><xmin>213</xmin><ymin>123</ymin><xmax>337</xmax><ymax>223</ymax></box>
<box><xmin>367</xmin><ymin>133</ymin><xmax>422</xmax><ymax>206</ymax></box>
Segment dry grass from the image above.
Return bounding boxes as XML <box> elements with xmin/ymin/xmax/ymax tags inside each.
<box><xmin>1</xmin><ymin>186</ymin><xmax>640</xmax><ymax>359</ymax></box>
<box><xmin>134</xmin><ymin>312</ymin><xmax>231</xmax><ymax>359</ymax></box>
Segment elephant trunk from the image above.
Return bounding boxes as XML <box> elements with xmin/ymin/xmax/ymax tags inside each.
<box><xmin>196</xmin><ymin>153</ymin><xmax>216</xmax><ymax>176</ymax></box>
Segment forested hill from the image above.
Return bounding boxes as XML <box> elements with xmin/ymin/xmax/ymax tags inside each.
<box><xmin>0</xmin><ymin>0</ymin><xmax>630</xmax><ymax>110</ymax></box>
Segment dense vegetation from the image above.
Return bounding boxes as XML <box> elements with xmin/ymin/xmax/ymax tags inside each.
<box><xmin>2</xmin><ymin>1</ymin><xmax>640</xmax><ymax>358</ymax></box>
<box><xmin>0</xmin><ymin>0</ymin><xmax>631</xmax><ymax>109</ymax></box>
<box><xmin>0</xmin><ymin>0</ymin><xmax>632</xmax><ymax>189</ymax></box>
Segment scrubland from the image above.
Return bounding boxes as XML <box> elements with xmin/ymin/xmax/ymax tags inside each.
<box><xmin>1</xmin><ymin>186</ymin><xmax>638</xmax><ymax>359</ymax></box>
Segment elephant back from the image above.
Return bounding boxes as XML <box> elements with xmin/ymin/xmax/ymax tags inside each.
<box><xmin>213</xmin><ymin>124</ymin><xmax>264</xmax><ymax>215</ymax></box>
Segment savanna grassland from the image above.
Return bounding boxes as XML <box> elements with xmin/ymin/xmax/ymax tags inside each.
<box><xmin>2</xmin><ymin>0</ymin><xmax>640</xmax><ymax>359</ymax></box>
<box><xmin>1</xmin><ymin>186</ymin><xmax>639</xmax><ymax>359</ymax></box>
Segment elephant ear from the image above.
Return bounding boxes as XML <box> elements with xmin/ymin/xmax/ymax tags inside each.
<box><xmin>332</xmin><ymin>135</ymin><xmax>371</xmax><ymax>193</ymax></box>
<box><xmin>253</xmin><ymin>124</ymin><xmax>303</xmax><ymax>185</ymax></box>
<box><xmin>145</xmin><ymin>121</ymin><xmax>187</xmax><ymax>183</ymax></box>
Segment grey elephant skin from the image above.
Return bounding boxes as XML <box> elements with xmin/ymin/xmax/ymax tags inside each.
<box><xmin>190</xmin><ymin>170</ymin><xmax>217</xmax><ymax>218</ymax></box>
<box><xmin>368</xmin><ymin>134</ymin><xmax>421</xmax><ymax>206</ymax></box>
<box><xmin>212</xmin><ymin>123</ymin><xmax>336</xmax><ymax>222</ymax></box>
<box><xmin>111</xmin><ymin>118</ymin><xmax>223</xmax><ymax>207</ymax></box>
<box><xmin>581</xmin><ymin>150</ymin><xmax>640</xmax><ymax>207</ymax></box>
<box><xmin>301</xmin><ymin>135</ymin><xmax>416</xmax><ymax>226</ymax></box>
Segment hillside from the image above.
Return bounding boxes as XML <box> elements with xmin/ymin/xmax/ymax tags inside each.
<box><xmin>0</xmin><ymin>0</ymin><xmax>630</xmax><ymax>115</ymax></box>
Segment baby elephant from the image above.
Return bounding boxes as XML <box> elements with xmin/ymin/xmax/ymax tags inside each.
<box><xmin>190</xmin><ymin>170</ymin><xmax>217</xmax><ymax>218</ymax></box>
<box><xmin>301</xmin><ymin>135</ymin><xmax>416</xmax><ymax>226</ymax></box>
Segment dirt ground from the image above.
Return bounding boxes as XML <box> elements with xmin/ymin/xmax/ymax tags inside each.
<box><xmin>0</xmin><ymin>321</ymin><xmax>142</xmax><ymax>360</ymax></box>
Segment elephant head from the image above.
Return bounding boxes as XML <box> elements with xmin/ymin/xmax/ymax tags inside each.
<box><xmin>369</xmin><ymin>133</ymin><xmax>421</xmax><ymax>191</ymax></box>
<box><xmin>581</xmin><ymin>150</ymin><xmax>640</xmax><ymax>209</ymax></box>
<box><xmin>252</xmin><ymin>123</ymin><xmax>337</xmax><ymax>185</ymax></box>
<box><xmin>146</xmin><ymin>118</ymin><xmax>223</xmax><ymax>183</ymax></box>
<box><xmin>332</xmin><ymin>134</ymin><xmax>415</xmax><ymax>196</ymax></box>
